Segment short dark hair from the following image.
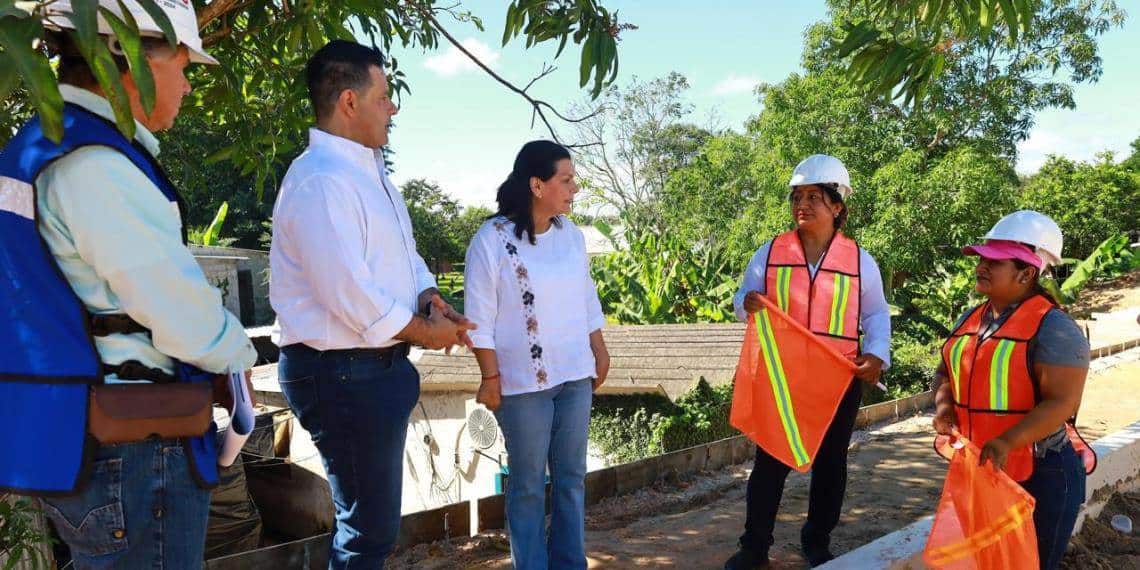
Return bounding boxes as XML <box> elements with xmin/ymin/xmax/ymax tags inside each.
<box><xmin>305</xmin><ymin>40</ymin><xmax>386</xmax><ymax>122</ymax></box>
<box><xmin>47</xmin><ymin>31</ymin><xmax>175</xmax><ymax>88</ymax></box>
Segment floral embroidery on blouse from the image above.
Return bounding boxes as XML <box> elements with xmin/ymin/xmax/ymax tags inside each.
<box><xmin>492</xmin><ymin>218</ymin><xmax>549</xmax><ymax>386</ymax></box>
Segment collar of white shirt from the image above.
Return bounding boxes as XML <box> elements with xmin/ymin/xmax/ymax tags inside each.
<box><xmin>306</xmin><ymin>127</ymin><xmax>386</xmax><ymax>173</ymax></box>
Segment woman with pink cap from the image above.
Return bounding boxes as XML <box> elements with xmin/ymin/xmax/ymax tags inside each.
<box><xmin>931</xmin><ymin>210</ymin><xmax>1097</xmax><ymax>570</ymax></box>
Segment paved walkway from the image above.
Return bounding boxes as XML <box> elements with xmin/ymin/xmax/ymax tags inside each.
<box><xmin>391</xmin><ymin>347</ymin><xmax>1140</xmax><ymax>569</ymax></box>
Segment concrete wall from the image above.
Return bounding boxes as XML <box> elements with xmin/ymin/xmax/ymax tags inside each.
<box><xmin>404</xmin><ymin>392</ymin><xmax>506</xmax><ymax>513</ymax></box>
<box><xmin>194</xmin><ymin>254</ymin><xmax>243</xmax><ymax>320</ymax></box>
<box><xmin>192</xmin><ymin>245</ymin><xmax>273</xmax><ymax>326</ymax></box>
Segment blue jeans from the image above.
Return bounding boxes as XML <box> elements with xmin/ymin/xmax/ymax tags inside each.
<box><xmin>496</xmin><ymin>378</ymin><xmax>593</xmax><ymax>570</ymax></box>
<box><xmin>1020</xmin><ymin>441</ymin><xmax>1086</xmax><ymax>570</ymax></box>
<box><xmin>39</xmin><ymin>439</ymin><xmax>210</xmax><ymax>569</ymax></box>
<box><xmin>278</xmin><ymin>344</ymin><xmax>420</xmax><ymax>570</ymax></box>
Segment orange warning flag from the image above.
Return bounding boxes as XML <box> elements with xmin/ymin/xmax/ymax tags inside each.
<box><xmin>923</xmin><ymin>437</ymin><xmax>1039</xmax><ymax>569</ymax></box>
<box><xmin>730</xmin><ymin>294</ymin><xmax>858</xmax><ymax>472</ymax></box>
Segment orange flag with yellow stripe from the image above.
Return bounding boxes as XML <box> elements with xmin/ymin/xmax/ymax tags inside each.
<box><xmin>923</xmin><ymin>437</ymin><xmax>1039</xmax><ymax>569</ymax></box>
<box><xmin>730</xmin><ymin>294</ymin><xmax>858</xmax><ymax>472</ymax></box>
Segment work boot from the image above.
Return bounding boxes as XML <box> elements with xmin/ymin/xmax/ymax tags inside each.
<box><xmin>724</xmin><ymin>547</ymin><xmax>770</xmax><ymax>569</ymax></box>
<box><xmin>801</xmin><ymin>542</ymin><xmax>835</xmax><ymax>567</ymax></box>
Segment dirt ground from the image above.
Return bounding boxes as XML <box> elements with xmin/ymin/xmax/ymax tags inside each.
<box><xmin>388</xmin><ymin>354</ymin><xmax>1140</xmax><ymax>569</ymax></box>
<box><xmin>1070</xmin><ymin>268</ymin><xmax>1140</xmax><ymax>319</ymax></box>
<box><xmin>1061</xmin><ymin>490</ymin><xmax>1140</xmax><ymax>569</ymax></box>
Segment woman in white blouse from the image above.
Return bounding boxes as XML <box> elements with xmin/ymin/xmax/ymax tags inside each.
<box><xmin>464</xmin><ymin>140</ymin><xmax>610</xmax><ymax>569</ymax></box>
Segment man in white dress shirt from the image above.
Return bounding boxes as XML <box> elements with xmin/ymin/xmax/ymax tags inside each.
<box><xmin>269</xmin><ymin>40</ymin><xmax>473</xmax><ymax>568</ymax></box>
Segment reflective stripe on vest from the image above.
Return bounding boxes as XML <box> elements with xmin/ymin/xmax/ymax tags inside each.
<box><xmin>755</xmin><ymin>307</ymin><xmax>810</xmax><ymax>467</ymax></box>
<box><xmin>947</xmin><ymin>335</ymin><xmax>970</xmax><ymax>402</ymax></box>
<box><xmin>764</xmin><ymin>230</ymin><xmax>861</xmax><ymax>358</ymax></box>
<box><xmin>828</xmin><ymin>273</ymin><xmax>852</xmax><ymax>336</ymax></box>
<box><xmin>989</xmin><ymin>339</ymin><xmax>1016</xmax><ymax>411</ymax></box>
<box><xmin>775</xmin><ymin>266</ymin><xmax>792</xmax><ymax>313</ymax></box>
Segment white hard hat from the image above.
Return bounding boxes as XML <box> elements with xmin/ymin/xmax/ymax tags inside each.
<box><xmin>789</xmin><ymin>154</ymin><xmax>853</xmax><ymax>199</ymax></box>
<box><xmin>44</xmin><ymin>0</ymin><xmax>217</xmax><ymax>65</ymax></box>
<box><xmin>980</xmin><ymin>210</ymin><xmax>1064</xmax><ymax>268</ymax></box>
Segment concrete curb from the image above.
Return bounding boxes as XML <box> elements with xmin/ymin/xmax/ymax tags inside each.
<box><xmin>204</xmin><ymin>388</ymin><xmax>938</xmax><ymax>566</ymax></box>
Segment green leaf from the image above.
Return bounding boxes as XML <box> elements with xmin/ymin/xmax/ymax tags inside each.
<box><xmin>101</xmin><ymin>3</ymin><xmax>156</xmax><ymax>114</ymax></box>
<box><xmin>0</xmin><ymin>53</ymin><xmax>18</xmax><ymax>101</ymax></box>
<box><xmin>202</xmin><ymin>201</ymin><xmax>229</xmax><ymax>246</ymax></box>
<box><xmin>204</xmin><ymin>145</ymin><xmax>236</xmax><ymax>164</ymax></box>
<box><xmin>578</xmin><ymin>31</ymin><xmax>596</xmax><ymax>88</ymax></box>
<box><xmin>502</xmin><ymin>2</ymin><xmax>517</xmax><ymax>46</ymax></box>
<box><xmin>0</xmin><ymin>15</ymin><xmax>65</xmax><ymax>141</ymax></box>
<box><xmin>64</xmin><ymin>1</ymin><xmax>134</xmax><ymax>137</ymax></box>
<box><xmin>134</xmin><ymin>0</ymin><xmax>176</xmax><ymax>48</ymax></box>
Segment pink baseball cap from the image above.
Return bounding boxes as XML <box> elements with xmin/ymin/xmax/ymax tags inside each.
<box><xmin>962</xmin><ymin>239</ymin><xmax>1043</xmax><ymax>270</ymax></box>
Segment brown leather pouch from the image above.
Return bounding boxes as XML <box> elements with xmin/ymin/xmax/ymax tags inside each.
<box><xmin>88</xmin><ymin>383</ymin><xmax>213</xmax><ymax>444</ymax></box>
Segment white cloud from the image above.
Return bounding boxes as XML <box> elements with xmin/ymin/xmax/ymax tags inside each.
<box><xmin>1016</xmin><ymin>128</ymin><xmax>1116</xmax><ymax>174</ymax></box>
<box><xmin>423</xmin><ymin>38</ymin><xmax>500</xmax><ymax>77</ymax></box>
<box><xmin>711</xmin><ymin>74</ymin><xmax>760</xmax><ymax>96</ymax></box>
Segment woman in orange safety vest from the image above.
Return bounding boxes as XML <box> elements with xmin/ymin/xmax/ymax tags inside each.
<box><xmin>725</xmin><ymin>154</ymin><xmax>892</xmax><ymax>569</ymax></box>
<box><xmin>933</xmin><ymin>210</ymin><xmax>1096</xmax><ymax>570</ymax></box>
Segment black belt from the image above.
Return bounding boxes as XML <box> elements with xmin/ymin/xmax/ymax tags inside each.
<box><xmin>102</xmin><ymin>360</ymin><xmax>177</xmax><ymax>384</ymax></box>
<box><xmin>90</xmin><ymin>313</ymin><xmax>150</xmax><ymax>336</ymax></box>
<box><xmin>90</xmin><ymin>314</ymin><xmax>177</xmax><ymax>383</ymax></box>
<box><xmin>284</xmin><ymin>343</ymin><xmax>411</xmax><ymax>360</ymax></box>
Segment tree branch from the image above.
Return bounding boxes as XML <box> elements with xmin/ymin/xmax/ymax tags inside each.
<box><xmin>410</xmin><ymin>2</ymin><xmax>600</xmax><ymax>145</ymax></box>
<box><xmin>198</xmin><ymin>0</ymin><xmax>247</xmax><ymax>29</ymax></box>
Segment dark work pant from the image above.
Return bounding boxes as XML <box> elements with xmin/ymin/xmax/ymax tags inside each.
<box><xmin>740</xmin><ymin>379</ymin><xmax>862</xmax><ymax>554</ymax></box>
<box><xmin>278</xmin><ymin>344</ymin><xmax>420</xmax><ymax>570</ymax></box>
<box><xmin>1021</xmin><ymin>441</ymin><xmax>1086</xmax><ymax>570</ymax></box>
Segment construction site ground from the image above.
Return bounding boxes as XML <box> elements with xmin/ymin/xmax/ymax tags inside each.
<box><xmin>387</xmin><ymin>344</ymin><xmax>1140</xmax><ymax>569</ymax></box>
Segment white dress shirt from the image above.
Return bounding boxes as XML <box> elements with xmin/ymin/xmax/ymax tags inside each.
<box><xmin>35</xmin><ymin>85</ymin><xmax>256</xmax><ymax>382</ymax></box>
<box><xmin>270</xmin><ymin>129</ymin><xmax>437</xmax><ymax>350</ymax></box>
<box><xmin>464</xmin><ymin>217</ymin><xmax>606</xmax><ymax>396</ymax></box>
<box><xmin>732</xmin><ymin>240</ymin><xmax>892</xmax><ymax>369</ymax></box>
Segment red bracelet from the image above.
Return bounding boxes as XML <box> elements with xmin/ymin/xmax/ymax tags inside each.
<box><xmin>481</xmin><ymin>373</ymin><xmax>501</xmax><ymax>382</ymax></box>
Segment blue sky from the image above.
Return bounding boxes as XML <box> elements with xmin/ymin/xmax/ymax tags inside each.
<box><xmin>383</xmin><ymin>1</ymin><xmax>1139</xmax><ymax>208</ymax></box>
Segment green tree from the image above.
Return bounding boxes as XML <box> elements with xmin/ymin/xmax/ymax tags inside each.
<box><xmin>402</xmin><ymin>179</ymin><xmax>463</xmax><ymax>270</ymax></box>
<box><xmin>161</xmin><ymin>113</ymin><xmax>286</xmax><ymax>249</ymax></box>
<box><xmin>660</xmin><ymin>132</ymin><xmax>788</xmax><ymax>261</ymax></box>
<box><xmin>453</xmin><ymin>204</ymin><xmax>494</xmax><ymax>253</ymax></box>
<box><xmin>1</xmin><ymin>0</ymin><xmax>630</xmax><ymax>192</ymax></box>
<box><xmin>852</xmin><ymin>145</ymin><xmax>1019</xmax><ymax>281</ymax></box>
<box><xmin>829</xmin><ymin>0</ymin><xmax>1125</xmax><ymax>116</ymax></box>
<box><xmin>570</xmin><ymin>72</ymin><xmax>712</xmax><ymax>227</ymax></box>
<box><xmin>1121</xmin><ymin>135</ymin><xmax>1140</xmax><ymax>174</ymax></box>
<box><xmin>814</xmin><ymin>1</ymin><xmax>1125</xmax><ymax>159</ymax></box>
<box><xmin>746</xmin><ymin>68</ymin><xmax>910</xmax><ymax>182</ymax></box>
<box><xmin>401</xmin><ymin>179</ymin><xmax>493</xmax><ymax>271</ymax></box>
<box><xmin>1018</xmin><ymin>152</ymin><xmax>1140</xmax><ymax>259</ymax></box>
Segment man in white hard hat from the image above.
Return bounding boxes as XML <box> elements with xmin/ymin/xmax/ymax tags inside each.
<box><xmin>0</xmin><ymin>2</ymin><xmax>255</xmax><ymax>568</ymax></box>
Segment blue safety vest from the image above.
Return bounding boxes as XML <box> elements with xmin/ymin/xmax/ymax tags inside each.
<box><xmin>0</xmin><ymin>103</ymin><xmax>219</xmax><ymax>495</ymax></box>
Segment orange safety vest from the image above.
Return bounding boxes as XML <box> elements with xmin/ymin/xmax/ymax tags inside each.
<box><xmin>765</xmin><ymin>230</ymin><xmax>861</xmax><ymax>359</ymax></box>
<box><xmin>937</xmin><ymin>295</ymin><xmax>1097</xmax><ymax>481</ymax></box>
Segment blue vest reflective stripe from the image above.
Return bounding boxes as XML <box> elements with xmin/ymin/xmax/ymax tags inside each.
<box><xmin>0</xmin><ymin>104</ymin><xmax>218</xmax><ymax>495</ymax></box>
